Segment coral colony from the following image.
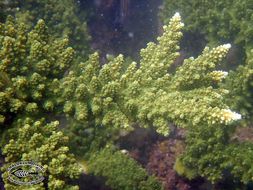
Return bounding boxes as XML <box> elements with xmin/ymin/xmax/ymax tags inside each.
<box><xmin>0</xmin><ymin>0</ymin><xmax>253</xmax><ymax>189</ymax></box>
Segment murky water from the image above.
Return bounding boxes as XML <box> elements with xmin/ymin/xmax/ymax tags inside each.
<box><xmin>85</xmin><ymin>0</ymin><xmax>162</xmax><ymax>60</ymax></box>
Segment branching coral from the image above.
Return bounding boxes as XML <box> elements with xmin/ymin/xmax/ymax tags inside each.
<box><xmin>0</xmin><ymin>11</ymin><xmax>248</xmax><ymax>189</ymax></box>
<box><xmin>13</xmin><ymin>0</ymin><xmax>90</xmax><ymax>58</ymax></box>
<box><xmin>61</xmin><ymin>13</ymin><xmax>251</xmax><ymax>186</ymax></box>
<box><xmin>160</xmin><ymin>0</ymin><xmax>253</xmax><ymax>53</ymax></box>
<box><xmin>1</xmin><ymin>118</ymin><xmax>81</xmax><ymax>190</ymax></box>
<box><xmin>0</xmin><ymin>17</ymin><xmax>80</xmax><ymax>189</ymax></box>
<box><xmin>61</xmin><ymin>13</ymin><xmax>238</xmax><ymax>138</ymax></box>
<box><xmin>0</xmin><ymin>16</ymin><xmax>74</xmax><ymax>127</ymax></box>
<box><xmin>160</xmin><ymin>0</ymin><xmax>253</xmax><ymax>123</ymax></box>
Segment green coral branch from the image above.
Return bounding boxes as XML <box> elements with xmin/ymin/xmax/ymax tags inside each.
<box><xmin>0</xmin><ymin>16</ymin><xmax>81</xmax><ymax>189</ymax></box>
<box><xmin>62</xmin><ymin>13</ymin><xmax>239</xmax><ymax>137</ymax></box>
<box><xmin>14</xmin><ymin>0</ymin><xmax>91</xmax><ymax>58</ymax></box>
<box><xmin>160</xmin><ymin>0</ymin><xmax>253</xmax><ymax>53</ymax></box>
<box><xmin>160</xmin><ymin>0</ymin><xmax>253</xmax><ymax>123</ymax></box>
<box><xmin>0</xmin><ymin>16</ymin><xmax>74</xmax><ymax>125</ymax></box>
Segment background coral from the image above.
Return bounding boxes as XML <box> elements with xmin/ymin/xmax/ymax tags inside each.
<box><xmin>179</xmin><ymin>120</ymin><xmax>253</xmax><ymax>187</ymax></box>
<box><xmin>160</xmin><ymin>0</ymin><xmax>253</xmax><ymax>54</ymax></box>
<box><xmin>0</xmin><ymin>17</ymin><xmax>81</xmax><ymax>189</ymax></box>
<box><xmin>223</xmin><ymin>50</ymin><xmax>253</xmax><ymax>124</ymax></box>
<box><xmin>0</xmin><ymin>16</ymin><xmax>74</xmax><ymax>129</ymax></box>
<box><xmin>2</xmin><ymin>118</ymin><xmax>81</xmax><ymax>190</ymax></box>
<box><xmin>13</xmin><ymin>0</ymin><xmax>91</xmax><ymax>58</ymax></box>
<box><xmin>88</xmin><ymin>145</ymin><xmax>163</xmax><ymax>190</ymax></box>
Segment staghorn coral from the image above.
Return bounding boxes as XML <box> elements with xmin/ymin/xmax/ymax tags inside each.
<box><xmin>160</xmin><ymin>0</ymin><xmax>253</xmax><ymax>124</ymax></box>
<box><xmin>1</xmin><ymin>118</ymin><xmax>81</xmax><ymax>190</ymax></box>
<box><xmin>61</xmin><ymin>13</ymin><xmax>237</xmax><ymax>139</ymax></box>
<box><xmin>61</xmin><ymin>13</ymin><xmax>253</xmax><ymax>187</ymax></box>
<box><xmin>13</xmin><ymin>0</ymin><xmax>90</xmax><ymax>58</ymax></box>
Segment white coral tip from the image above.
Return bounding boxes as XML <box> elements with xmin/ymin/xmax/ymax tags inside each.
<box><xmin>234</xmin><ymin>113</ymin><xmax>242</xmax><ymax>120</ymax></box>
<box><xmin>230</xmin><ymin>112</ymin><xmax>242</xmax><ymax>120</ymax></box>
<box><xmin>217</xmin><ymin>70</ymin><xmax>228</xmax><ymax>77</ymax></box>
<box><xmin>222</xmin><ymin>109</ymin><xmax>242</xmax><ymax>121</ymax></box>
<box><xmin>223</xmin><ymin>43</ymin><xmax>231</xmax><ymax>49</ymax></box>
<box><xmin>120</xmin><ymin>149</ymin><xmax>128</xmax><ymax>154</ymax></box>
<box><xmin>174</xmin><ymin>12</ymin><xmax>180</xmax><ymax>18</ymax></box>
<box><xmin>223</xmin><ymin>71</ymin><xmax>228</xmax><ymax>77</ymax></box>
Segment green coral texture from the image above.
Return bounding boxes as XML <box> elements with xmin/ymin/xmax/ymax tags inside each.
<box><xmin>13</xmin><ymin>0</ymin><xmax>90</xmax><ymax>58</ymax></box>
<box><xmin>0</xmin><ymin>16</ymin><xmax>74</xmax><ymax>124</ymax></box>
<box><xmin>0</xmin><ymin>15</ymin><xmax>81</xmax><ymax>190</ymax></box>
<box><xmin>61</xmin><ymin>14</ymin><xmax>235</xmax><ymax>137</ymax></box>
<box><xmin>88</xmin><ymin>146</ymin><xmax>163</xmax><ymax>190</ymax></box>
<box><xmin>2</xmin><ymin>118</ymin><xmax>81</xmax><ymax>190</ymax></box>
<box><xmin>161</xmin><ymin>0</ymin><xmax>253</xmax><ymax>123</ymax></box>
<box><xmin>223</xmin><ymin>50</ymin><xmax>253</xmax><ymax>123</ymax></box>
<box><xmin>0</xmin><ymin>1</ymin><xmax>252</xmax><ymax>189</ymax></box>
<box><xmin>161</xmin><ymin>0</ymin><xmax>253</xmax><ymax>184</ymax></box>
<box><xmin>161</xmin><ymin>0</ymin><xmax>253</xmax><ymax>51</ymax></box>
